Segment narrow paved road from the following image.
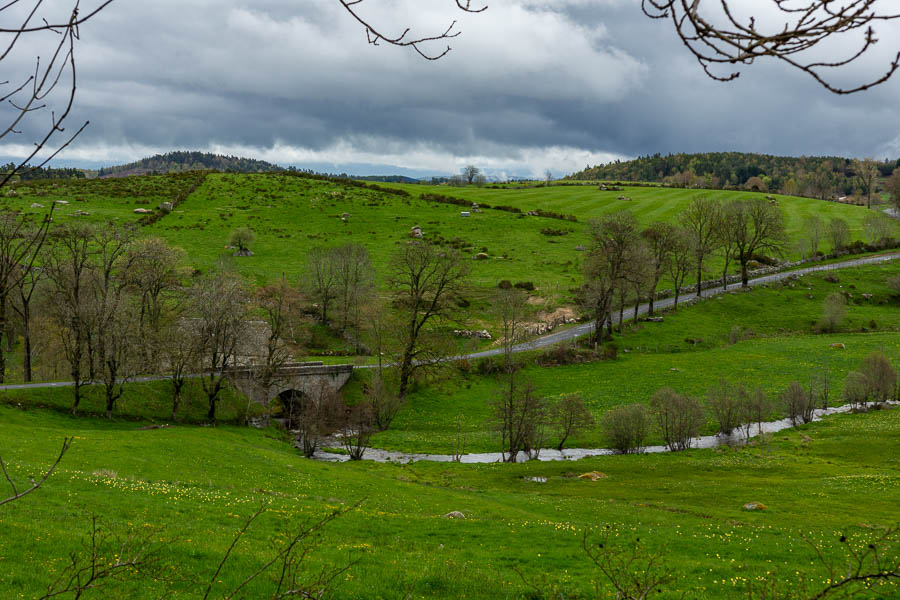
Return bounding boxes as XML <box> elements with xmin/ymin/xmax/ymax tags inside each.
<box><xmin>458</xmin><ymin>251</ymin><xmax>900</xmax><ymax>361</ymax></box>
<box><xmin>1</xmin><ymin>252</ymin><xmax>897</xmax><ymax>391</ymax></box>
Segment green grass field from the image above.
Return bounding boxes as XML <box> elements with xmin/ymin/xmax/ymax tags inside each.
<box><xmin>6</xmin><ymin>174</ymin><xmax>882</xmax><ymax>295</ymax></box>
<box><xmin>2</xmin><ymin>173</ymin><xmax>899</xmax><ymax>598</ymax></box>
<box><xmin>1</xmin><ymin>398</ymin><xmax>897</xmax><ymax>598</ymax></box>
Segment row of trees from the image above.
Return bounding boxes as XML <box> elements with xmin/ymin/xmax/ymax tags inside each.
<box><xmin>4</xmin><ymin>212</ymin><xmax>473</xmax><ymax>434</ymax></box>
<box><xmin>570</xmin><ymin>153</ymin><xmax>900</xmax><ymax>204</ymax></box>
<box><xmin>582</xmin><ymin>196</ymin><xmax>787</xmax><ymax>342</ymax></box>
<box><xmin>599</xmin><ymin>351</ymin><xmax>897</xmax><ymax>455</ymax></box>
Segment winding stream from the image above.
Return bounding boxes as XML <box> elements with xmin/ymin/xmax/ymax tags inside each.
<box><xmin>314</xmin><ymin>403</ymin><xmax>892</xmax><ymax>464</ymax></box>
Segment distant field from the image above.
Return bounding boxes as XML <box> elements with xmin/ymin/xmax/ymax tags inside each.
<box><xmin>5</xmin><ymin>174</ymin><xmax>882</xmax><ymax>298</ymax></box>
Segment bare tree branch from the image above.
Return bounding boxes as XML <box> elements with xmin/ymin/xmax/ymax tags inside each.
<box><xmin>641</xmin><ymin>1</ymin><xmax>900</xmax><ymax>94</ymax></box>
<box><xmin>0</xmin><ymin>437</ymin><xmax>71</xmax><ymax>507</ymax></box>
<box><xmin>337</xmin><ymin>0</ymin><xmax>486</xmax><ymax>60</ymax></box>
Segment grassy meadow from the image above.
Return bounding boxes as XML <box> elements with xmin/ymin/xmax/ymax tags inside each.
<box><xmin>2</xmin><ymin>172</ymin><xmax>899</xmax><ymax>598</ymax></box>
<box><xmin>5</xmin><ymin>173</ymin><xmax>882</xmax><ymax>295</ymax></box>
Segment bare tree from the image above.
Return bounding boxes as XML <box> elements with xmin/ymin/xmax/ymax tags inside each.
<box><xmin>680</xmin><ymin>196</ymin><xmax>722</xmax><ymax>295</ymax></box>
<box><xmin>666</xmin><ymin>226</ymin><xmax>693</xmax><ymax>309</ymax></box>
<box><xmin>551</xmin><ymin>393</ymin><xmax>594</xmax><ymax>451</ymax></box>
<box><xmin>365</xmin><ymin>372</ymin><xmax>402</xmax><ymax>431</ymax></box>
<box><xmin>341</xmin><ymin>402</ymin><xmax>375</xmax><ymax>460</ymax></box>
<box><xmin>782</xmin><ymin>380</ymin><xmax>815</xmax><ymax>425</ymax></box>
<box><xmin>87</xmin><ymin>224</ymin><xmax>138</xmax><ymax>418</ymax></box>
<box><xmin>641</xmin><ymin>1</ymin><xmax>900</xmax><ymax>94</ymax></box>
<box><xmin>125</xmin><ymin>237</ymin><xmax>186</xmax><ymax>346</ymax></box>
<box><xmin>858</xmin><ymin>351</ymin><xmax>897</xmax><ymax>404</ymax></box>
<box><xmin>305</xmin><ymin>246</ymin><xmax>339</xmax><ymax>325</ymax></box>
<box><xmin>641</xmin><ymin>221</ymin><xmax>677</xmax><ymax>315</ymax></box>
<box><xmin>334</xmin><ymin>242</ymin><xmax>375</xmax><ymax>351</ymax></box>
<box><xmin>864</xmin><ymin>211</ymin><xmax>896</xmax><ymax>247</ymax></box>
<box><xmin>582</xmin><ymin>211</ymin><xmax>639</xmax><ymax>342</ymax></box>
<box><xmin>818</xmin><ymin>292</ymin><xmax>846</xmax><ymax>333</ymax></box>
<box><xmin>650</xmin><ymin>387</ymin><xmax>705</xmax><ymax>451</ymax></box>
<box><xmin>853</xmin><ymin>157</ymin><xmax>880</xmax><ymax>209</ymax></box>
<box><xmin>494</xmin><ymin>287</ymin><xmax>529</xmax><ymax>371</ymax></box>
<box><xmin>888</xmin><ymin>167</ymin><xmax>900</xmax><ymax>213</ymax></box>
<box><xmin>45</xmin><ymin>223</ymin><xmax>99</xmax><ymax>412</ymax></box>
<box><xmin>0</xmin><ymin>208</ymin><xmax>53</xmax><ymax>382</ymax></box>
<box><xmin>707</xmin><ymin>378</ymin><xmax>743</xmax><ymax>436</ymax></box>
<box><xmin>828</xmin><ymin>218</ymin><xmax>851</xmax><ymax>252</ymax></box>
<box><xmin>251</xmin><ymin>280</ymin><xmax>304</xmax><ymax>423</ymax></box>
<box><xmin>461</xmin><ymin>165</ymin><xmax>481</xmax><ymax>185</ymax></box>
<box><xmin>191</xmin><ymin>269</ymin><xmax>250</xmax><ymax>422</ymax></box>
<box><xmin>491</xmin><ymin>379</ymin><xmax>547</xmax><ymax>462</ymax></box>
<box><xmin>803</xmin><ymin>214</ymin><xmax>825</xmax><ymax>258</ymax></box>
<box><xmin>389</xmin><ymin>241</ymin><xmax>469</xmax><ymax>401</ymax></box>
<box><xmin>723</xmin><ymin>197</ymin><xmax>787</xmax><ymax>287</ymax></box>
<box><xmin>601</xmin><ymin>403</ymin><xmax>650</xmax><ymax>454</ymax></box>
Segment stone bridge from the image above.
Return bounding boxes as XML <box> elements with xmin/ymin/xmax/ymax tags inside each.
<box><xmin>225</xmin><ymin>362</ymin><xmax>354</xmax><ymax>411</ymax></box>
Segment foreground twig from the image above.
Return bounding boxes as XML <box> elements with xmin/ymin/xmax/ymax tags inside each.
<box><xmin>0</xmin><ymin>437</ymin><xmax>71</xmax><ymax>507</ymax></box>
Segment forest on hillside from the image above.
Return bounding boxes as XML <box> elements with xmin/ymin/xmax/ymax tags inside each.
<box><xmin>568</xmin><ymin>152</ymin><xmax>900</xmax><ymax>200</ymax></box>
<box><xmin>97</xmin><ymin>151</ymin><xmax>283</xmax><ymax>177</ymax></box>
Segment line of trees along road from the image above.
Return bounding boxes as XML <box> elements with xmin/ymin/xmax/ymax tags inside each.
<box><xmin>577</xmin><ymin>194</ymin><xmax>900</xmax><ymax>344</ymax></box>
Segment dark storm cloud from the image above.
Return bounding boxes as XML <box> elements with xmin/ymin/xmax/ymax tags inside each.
<box><xmin>3</xmin><ymin>0</ymin><xmax>899</xmax><ymax>176</ymax></box>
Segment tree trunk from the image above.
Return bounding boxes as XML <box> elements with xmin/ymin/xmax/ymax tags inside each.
<box><xmin>172</xmin><ymin>379</ymin><xmax>184</xmax><ymax>421</ymax></box>
<box><xmin>696</xmin><ymin>263</ymin><xmax>703</xmax><ymax>296</ymax></box>
<box><xmin>22</xmin><ymin>303</ymin><xmax>32</xmax><ymax>383</ymax></box>
<box><xmin>0</xmin><ymin>294</ymin><xmax>7</xmax><ymax>384</ymax></box>
<box><xmin>741</xmin><ymin>260</ymin><xmax>750</xmax><ymax>287</ymax></box>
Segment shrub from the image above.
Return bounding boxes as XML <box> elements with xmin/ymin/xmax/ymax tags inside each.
<box><xmin>601</xmin><ymin>403</ymin><xmax>650</xmax><ymax>454</ymax></box>
<box><xmin>858</xmin><ymin>351</ymin><xmax>897</xmax><ymax>404</ymax></box>
<box><xmin>498</xmin><ymin>280</ymin><xmax>512</xmax><ymax>289</ymax></box>
<box><xmin>706</xmin><ymin>379</ymin><xmax>742</xmax><ymax>435</ymax></box>
<box><xmin>514</xmin><ymin>281</ymin><xmax>535</xmax><ymax>291</ymax></box>
<box><xmin>818</xmin><ymin>292</ymin><xmax>846</xmax><ymax>333</ymax></box>
<box><xmin>650</xmin><ymin>388</ymin><xmax>705</xmax><ymax>451</ymax></box>
<box><xmin>728</xmin><ymin>325</ymin><xmax>742</xmax><ymax>345</ymax></box>
<box><xmin>552</xmin><ymin>394</ymin><xmax>595</xmax><ymax>451</ymax></box>
<box><xmin>781</xmin><ymin>381</ymin><xmax>815</xmax><ymax>425</ymax></box>
<box><xmin>842</xmin><ymin>371</ymin><xmax>870</xmax><ymax>410</ymax></box>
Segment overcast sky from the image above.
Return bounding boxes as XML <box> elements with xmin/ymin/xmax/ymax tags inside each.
<box><xmin>3</xmin><ymin>0</ymin><xmax>900</xmax><ymax>178</ymax></box>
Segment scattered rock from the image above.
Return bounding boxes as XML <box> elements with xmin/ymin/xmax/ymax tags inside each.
<box><xmin>133</xmin><ymin>208</ymin><xmax>153</xmax><ymax>214</ymax></box>
<box><xmin>829</xmin><ymin>343</ymin><xmax>846</xmax><ymax>350</ymax></box>
<box><xmin>575</xmin><ymin>245</ymin><xmax>585</xmax><ymax>252</ymax></box>
<box><xmin>409</xmin><ymin>226</ymin><xmax>423</xmax><ymax>239</ymax></box>
<box><xmin>525</xmin><ymin>476</ymin><xmax>547</xmax><ymax>483</ymax></box>
<box><xmin>30</xmin><ymin>203</ymin><xmax>44</xmax><ymax>208</ymax></box>
<box><xmin>862</xmin><ymin>293</ymin><xmax>873</xmax><ymax>300</ymax></box>
<box><xmin>159</xmin><ymin>201</ymin><xmax>173</xmax><ymax>212</ymax></box>
<box><xmin>645</xmin><ymin>316</ymin><xmax>664</xmax><ymax>323</ymax></box>
<box><xmin>742</xmin><ymin>502</ymin><xmax>768</xmax><ymax>511</ymax></box>
<box><xmin>474</xmin><ymin>252</ymin><xmax>489</xmax><ymax>260</ymax></box>
<box><xmin>579</xmin><ymin>471</ymin><xmax>608</xmax><ymax>481</ymax></box>
<box><xmin>454</xmin><ymin>329</ymin><xmax>491</xmax><ymax>340</ymax></box>
<box><xmin>5</xmin><ymin>189</ymin><xmax>16</xmax><ymax>197</ymax></box>
<box><xmin>73</xmin><ymin>210</ymin><xmax>91</xmax><ymax>217</ymax></box>
<box><xmin>443</xmin><ymin>511</ymin><xmax>466</xmax><ymax>519</ymax></box>
<box><xmin>55</xmin><ymin>200</ymin><xmax>69</xmax><ymax>205</ymax></box>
